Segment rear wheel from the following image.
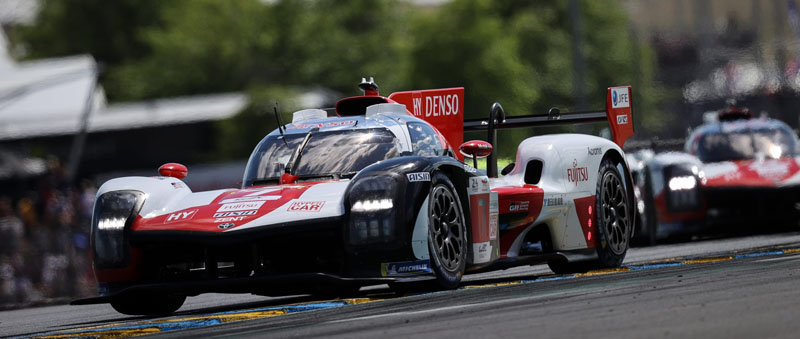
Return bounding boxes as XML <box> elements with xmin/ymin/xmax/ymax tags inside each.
<box><xmin>427</xmin><ymin>172</ymin><xmax>467</xmax><ymax>289</ymax></box>
<box><xmin>547</xmin><ymin>158</ymin><xmax>632</xmax><ymax>274</ymax></box>
<box><xmin>110</xmin><ymin>294</ymin><xmax>186</xmax><ymax>316</ymax></box>
<box><xmin>594</xmin><ymin>158</ymin><xmax>632</xmax><ymax>267</ymax></box>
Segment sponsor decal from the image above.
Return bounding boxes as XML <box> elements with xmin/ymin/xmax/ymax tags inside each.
<box><xmin>469</xmin><ymin>176</ymin><xmax>490</xmax><ymax>194</ymax></box>
<box><xmin>220</xmin><ymin>196</ymin><xmax>281</xmax><ymax>204</ymax></box>
<box><xmin>288</xmin><ymin>201</ymin><xmax>325</xmax><ymax>212</ymax></box>
<box><xmin>381</xmin><ymin>259</ymin><xmax>432</xmax><ymax>277</ymax></box>
<box><xmin>171</xmin><ymin>182</ymin><xmax>184</xmax><ymax>189</ymax></box>
<box><xmin>217</xmin><ymin>222</ymin><xmax>235</xmax><ymax>230</ymax></box>
<box><xmin>217</xmin><ymin>201</ymin><xmax>265</xmax><ymax>212</ymax></box>
<box><xmin>165</xmin><ymin>209</ymin><xmax>197</xmax><ymax>223</ymax></box>
<box><xmin>588</xmin><ymin>147</ymin><xmax>602</xmax><ymax>156</ymax></box>
<box><xmin>616</xmin><ymin>114</ymin><xmax>629</xmax><ymax>125</ymax></box>
<box><xmin>213</xmin><ymin>210</ymin><xmax>258</xmax><ymax>218</ymax></box>
<box><xmin>567</xmin><ymin>158</ymin><xmax>589</xmax><ymax>186</ymax></box>
<box><xmin>407</xmin><ymin>172</ymin><xmax>431</xmax><ymax>182</ymax></box>
<box><xmin>611</xmin><ymin>87</ymin><xmax>630</xmax><ymax>108</ymax></box>
<box><xmin>463</xmin><ymin>164</ymin><xmax>477</xmax><ymax>173</ymax></box>
<box><xmin>472</xmin><ymin>242</ymin><xmax>492</xmax><ymax>264</ymax></box>
<box><xmin>509</xmin><ymin>201</ymin><xmax>530</xmax><ymax>212</ymax></box>
<box><xmin>410</xmin><ymin>93</ymin><xmax>460</xmax><ymax>118</ymax></box>
<box><xmin>544</xmin><ymin>196</ymin><xmax>564</xmax><ymax>206</ymax></box>
<box><xmin>287</xmin><ymin>120</ymin><xmax>355</xmax><ymax>130</ymax></box>
<box><xmin>214</xmin><ymin>216</ymin><xmax>247</xmax><ymax>223</ymax></box>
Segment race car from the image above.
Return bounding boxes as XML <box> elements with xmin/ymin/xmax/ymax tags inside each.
<box><xmin>74</xmin><ymin>78</ymin><xmax>636</xmax><ymax>315</ymax></box>
<box><xmin>633</xmin><ymin>105</ymin><xmax>800</xmax><ymax>244</ymax></box>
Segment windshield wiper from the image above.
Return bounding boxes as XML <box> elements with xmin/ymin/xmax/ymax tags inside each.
<box><xmin>285</xmin><ymin>128</ymin><xmax>318</xmax><ymax>176</ymax></box>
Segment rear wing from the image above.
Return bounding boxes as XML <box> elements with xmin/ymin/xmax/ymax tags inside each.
<box><xmin>464</xmin><ymin>86</ymin><xmax>634</xmax><ymax>177</ymax></box>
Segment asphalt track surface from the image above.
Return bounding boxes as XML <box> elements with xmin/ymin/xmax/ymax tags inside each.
<box><xmin>4</xmin><ymin>232</ymin><xmax>800</xmax><ymax>338</ymax></box>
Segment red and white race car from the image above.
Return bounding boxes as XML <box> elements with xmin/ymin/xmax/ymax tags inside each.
<box><xmin>75</xmin><ymin>79</ymin><xmax>636</xmax><ymax>315</ymax></box>
<box><xmin>632</xmin><ymin>105</ymin><xmax>800</xmax><ymax>244</ymax></box>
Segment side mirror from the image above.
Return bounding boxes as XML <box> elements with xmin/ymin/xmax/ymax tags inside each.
<box><xmin>459</xmin><ymin>140</ymin><xmax>493</xmax><ymax>169</ymax></box>
<box><xmin>158</xmin><ymin>163</ymin><xmax>188</xmax><ymax>179</ymax></box>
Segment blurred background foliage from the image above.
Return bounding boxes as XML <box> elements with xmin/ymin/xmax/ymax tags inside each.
<box><xmin>11</xmin><ymin>0</ymin><xmax>662</xmax><ymax>161</ymax></box>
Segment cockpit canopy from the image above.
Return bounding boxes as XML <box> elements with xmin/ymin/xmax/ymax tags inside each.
<box><xmin>243</xmin><ymin>127</ymin><xmax>402</xmax><ymax>187</ymax></box>
<box><xmin>688</xmin><ymin>120</ymin><xmax>798</xmax><ymax>163</ymax></box>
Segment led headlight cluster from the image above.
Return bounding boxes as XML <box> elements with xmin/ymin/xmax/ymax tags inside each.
<box><xmin>348</xmin><ymin>176</ymin><xmax>399</xmax><ymax>245</ymax></box>
<box><xmin>665</xmin><ymin>165</ymin><xmax>701</xmax><ymax>211</ymax></box>
<box><xmin>92</xmin><ymin>190</ymin><xmax>144</xmax><ymax>268</ymax></box>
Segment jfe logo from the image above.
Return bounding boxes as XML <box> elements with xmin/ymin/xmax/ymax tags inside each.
<box><xmin>611</xmin><ymin>88</ymin><xmax>630</xmax><ymax>108</ymax></box>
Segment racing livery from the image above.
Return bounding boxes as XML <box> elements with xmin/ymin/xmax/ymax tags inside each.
<box><xmin>75</xmin><ymin>79</ymin><xmax>636</xmax><ymax>315</ymax></box>
<box><xmin>632</xmin><ymin>105</ymin><xmax>800</xmax><ymax>244</ymax></box>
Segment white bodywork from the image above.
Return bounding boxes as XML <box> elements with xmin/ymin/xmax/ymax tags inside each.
<box><xmin>493</xmin><ymin>133</ymin><xmax>629</xmax><ymax>253</ymax></box>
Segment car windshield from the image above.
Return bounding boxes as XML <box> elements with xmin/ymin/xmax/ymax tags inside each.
<box><xmin>244</xmin><ymin>128</ymin><xmax>401</xmax><ymax>186</ymax></box>
<box><xmin>696</xmin><ymin>128</ymin><xmax>797</xmax><ymax>163</ymax></box>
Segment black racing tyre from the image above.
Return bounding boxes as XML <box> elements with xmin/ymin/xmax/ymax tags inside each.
<box><xmin>110</xmin><ymin>294</ymin><xmax>186</xmax><ymax>316</ymax></box>
<box><xmin>427</xmin><ymin>172</ymin><xmax>468</xmax><ymax>289</ymax></box>
<box><xmin>594</xmin><ymin>158</ymin><xmax>633</xmax><ymax>267</ymax></box>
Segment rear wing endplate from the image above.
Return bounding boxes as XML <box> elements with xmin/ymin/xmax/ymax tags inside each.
<box><xmin>464</xmin><ymin>86</ymin><xmax>634</xmax><ymax>177</ymax></box>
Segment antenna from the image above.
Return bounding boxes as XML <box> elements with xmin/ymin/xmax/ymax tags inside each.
<box><xmin>273</xmin><ymin>102</ymin><xmax>288</xmax><ymax>146</ymax></box>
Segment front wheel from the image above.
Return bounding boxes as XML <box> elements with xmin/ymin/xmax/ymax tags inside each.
<box><xmin>427</xmin><ymin>172</ymin><xmax>468</xmax><ymax>289</ymax></box>
<box><xmin>110</xmin><ymin>294</ymin><xmax>186</xmax><ymax>315</ymax></box>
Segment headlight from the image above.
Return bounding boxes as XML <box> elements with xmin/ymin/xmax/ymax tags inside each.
<box><xmin>665</xmin><ymin>166</ymin><xmax>701</xmax><ymax>211</ymax></box>
<box><xmin>668</xmin><ymin>176</ymin><xmax>697</xmax><ymax>191</ymax></box>
<box><xmin>92</xmin><ymin>190</ymin><xmax>144</xmax><ymax>268</ymax></box>
<box><xmin>348</xmin><ymin>176</ymin><xmax>400</xmax><ymax>245</ymax></box>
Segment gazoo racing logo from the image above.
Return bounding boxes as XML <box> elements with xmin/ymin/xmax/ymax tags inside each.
<box><xmin>411</xmin><ymin>92</ymin><xmax>459</xmax><ymax>118</ymax></box>
<box><xmin>567</xmin><ymin>158</ymin><xmax>589</xmax><ymax>186</ymax></box>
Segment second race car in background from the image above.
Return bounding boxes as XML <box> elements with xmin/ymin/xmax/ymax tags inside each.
<box><xmin>631</xmin><ymin>105</ymin><xmax>800</xmax><ymax>244</ymax></box>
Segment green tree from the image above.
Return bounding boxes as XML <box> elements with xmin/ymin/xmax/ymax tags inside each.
<box><xmin>409</xmin><ymin>0</ymin><xmax>537</xmax><ymax>121</ymax></box>
<box><xmin>411</xmin><ymin>0</ymin><xmax>661</xmax><ymax>157</ymax></box>
<box><xmin>107</xmin><ymin>0</ymin><xmax>272</xmax><ymax>101</ymax></box>
<box><xmin>14</xmin><ymin>0</ymin><xmax>163</xmax><ymax>65</ymax></box>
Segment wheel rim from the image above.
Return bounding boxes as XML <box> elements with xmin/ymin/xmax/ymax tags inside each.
<box><xmin>600</xmin><ymin>171</ymin><xmax>630</xmax><ymax>255</ymax></box>
<box><xmin>430</xmin><ymin>185</ymin><xmax>464</xmax><ymax>272</ymax></box>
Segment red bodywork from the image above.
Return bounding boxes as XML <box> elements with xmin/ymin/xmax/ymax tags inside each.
<box><xmin>134</xmin><ymin>183</ymin><xmax>324</xmax><ymax>233</ymax></box>
<box><xmin>492</xmin><ymin>185</ymin><xmax>544</xmax><ymax>257</ymax></box>
<box><xmin>703</xmin><ymin>158</ymin><xmax>800</xmax><ymax>188</ymax></box>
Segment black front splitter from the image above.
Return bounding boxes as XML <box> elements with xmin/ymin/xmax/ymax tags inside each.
<box><xmin>71</xmin><ymin>273</ymin><xmax>395</xmax><ymax>305</ymax></box>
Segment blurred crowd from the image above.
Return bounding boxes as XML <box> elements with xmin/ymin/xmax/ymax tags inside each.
<box><xmin>0</xmin><ymin>159</ymin><xmax>97</xmax><ymax>310</ymax></box>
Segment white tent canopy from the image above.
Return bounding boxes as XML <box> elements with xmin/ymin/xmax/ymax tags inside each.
<box><xmin>0</xmin><ymin>32</ymin><xmax>248</xmax><ymax>142</ymax></box>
